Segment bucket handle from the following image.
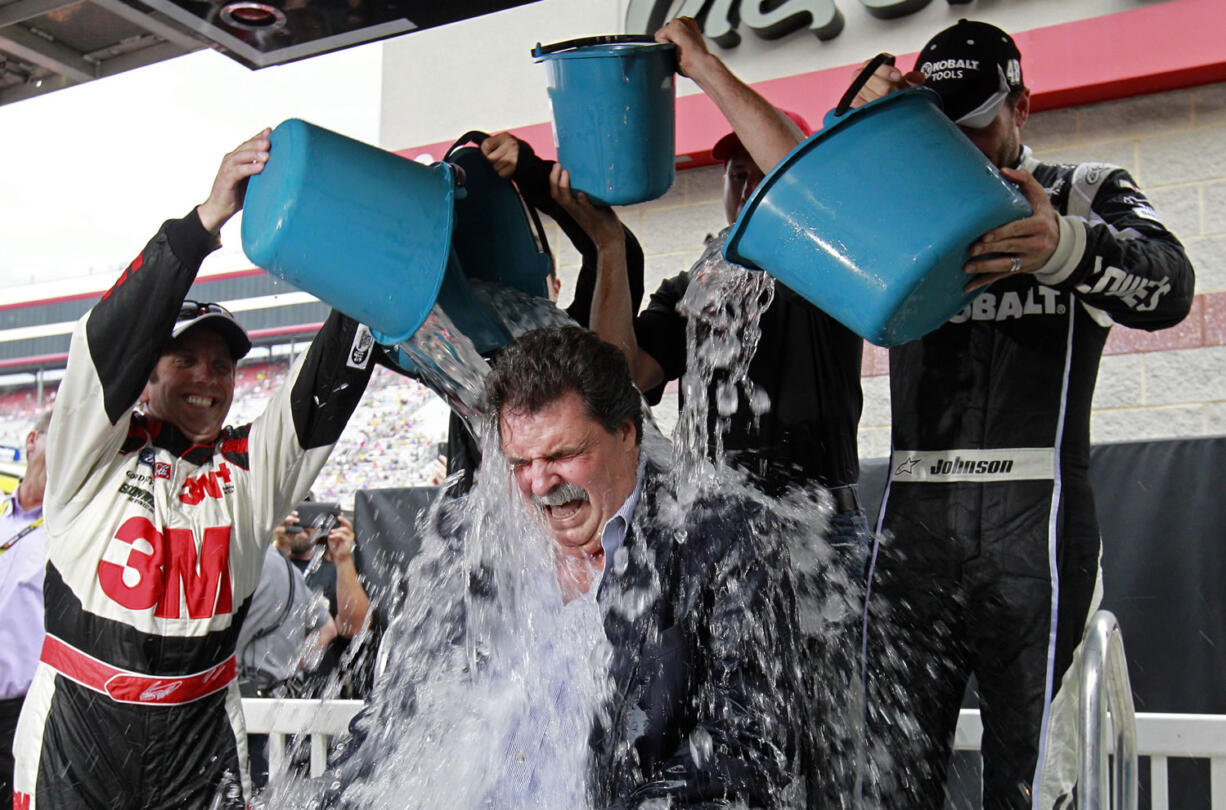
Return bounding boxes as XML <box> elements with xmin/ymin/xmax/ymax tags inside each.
<box><xmin>442</xmin><ymin>129</ymin><xmax>554</xmax><ymax>278</ymax></box>
<box><xmin>531</xmin><ymin>34</ymin><xmax>659</xmax><ymax>57</ymax></box>
<box><xmin>446</xmin><ymin>130</ymin><xmax>489</xmax><ymax>158</ymax></box>
<box><xmin>832</xmin><ymin>53</ymin><xmax>896</xmax><ymax>118</ymax></box>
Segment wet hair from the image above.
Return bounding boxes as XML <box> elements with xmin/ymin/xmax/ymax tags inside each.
<box><xmin>483</xmin><ymin>326</ymin><xmax>642</xmax><ymax>446</ymax></box>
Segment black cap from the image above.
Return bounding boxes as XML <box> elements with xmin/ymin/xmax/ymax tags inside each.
<box><xmin>915</xmin><ymin>19</ymin><xmax>1023</xmax><ymax>129</ymax></box>
<box><xmin>171</xmin><ymin>300</ymin><xmax>251</xmax><ymax>360</ymax></box>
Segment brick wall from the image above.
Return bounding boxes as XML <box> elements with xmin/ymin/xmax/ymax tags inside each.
<box><xmin>549</xmin><ymin>80</ymin><xmax>1226</xmax><ymax>460</ymax></box>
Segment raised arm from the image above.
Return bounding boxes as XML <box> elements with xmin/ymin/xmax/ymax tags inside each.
<box><xmin>48</xmin><ymin>130</ymin><xmax>271</xmax><ymax>513</ymax></box>
<box><xmin>197</xmin><ymin>128</ymin><xmax>271</xmax><ymax>234</ymax></box>
<box><xmin>326</xmin><ymin>514</ymin><xmax>370</xmax><ymax>639</ymax></box>
<box><xmin>549</xmin><ymin>165</ymin><xmax>666</xmax><ymax>392</ymax></box>
<box><xmin>482</xmin><ymin>132</ymin><xmax>646</xmax><ymax>323</ymax></box>
<box><xmin>655</xmin><ymin>17</ymin><xmax>803</xmax><ymax>174</ymax></box>
<box><xmin>966</xmin><ymin>165</ymin><xmax>1195</xmax><ymax>329</ymax></box>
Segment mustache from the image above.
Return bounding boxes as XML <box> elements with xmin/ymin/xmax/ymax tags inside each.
<box><xmin>531</xmin><ymin>482</ymin><xmax>589</xmax><ymax>509</ymax></box>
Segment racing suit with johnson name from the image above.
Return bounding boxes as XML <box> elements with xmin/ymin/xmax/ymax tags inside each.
<box><xmin>869</xmin><ymin>147</ymin><xmax>1195</xmax><ymax>809</ymax></box>
<box><xmin>12</xmin><ymin>211</ymin><xmax>374</xmax><ymax>809</ymax></box>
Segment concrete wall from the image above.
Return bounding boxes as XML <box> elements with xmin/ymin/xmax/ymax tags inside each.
<box><xmin>549</xmin><ymin>78</ymin><xmax>1226</xmax><ymax>460</ymax></box>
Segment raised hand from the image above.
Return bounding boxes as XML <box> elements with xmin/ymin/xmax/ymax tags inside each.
<box><xmin>196</xmin><ymin>128</ymin><xmax>272</xmax><ymax>234</ymax></box>
<box><xmin>964</xmin><ymin>168</ymin><xmax>1061</xmax><ymax>292</ymax></box>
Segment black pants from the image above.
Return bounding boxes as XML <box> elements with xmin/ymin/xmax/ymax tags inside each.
<box><xmin>1</xmin><ymin>696</ymin><xmax>23</xmax><ymax>810</ymax></box>
<box><xmin>31</xmin><ymin>680</ymin><xmax>245</xmax><ymax>809</ymax></box>
<box><xmin>863</xmin><ymin>535</ymin><xmax>1098</xmax><ymax>809</ymax></box>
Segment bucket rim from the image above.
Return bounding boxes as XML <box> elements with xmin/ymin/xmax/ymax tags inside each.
<box><xmin>724</xmin><ymin>87</ymin><xmax>942</xmax><ymax>267</ymax></box>
<box><xmin>532</xmin><ymin>37</ymin><xmax>675</xmax><ymax>61</ymax></box>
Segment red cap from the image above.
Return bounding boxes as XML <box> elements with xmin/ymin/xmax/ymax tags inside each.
<box><xmin>711</xmin><ymin>110</ymin><xmax>813</xmax><ymax>162</ymax></box>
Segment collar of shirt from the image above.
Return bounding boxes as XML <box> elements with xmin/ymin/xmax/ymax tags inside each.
<box><xmin>5</xmin><ymin>491</ymin><xmax>42</xmax><ymax>523</ymax></box>
<box><xmin>594</xmin><ymin>451</ymin><xmax>645</xmax><ymax>589</ymax></box>
<box><xmin>1018</xmin><ymin>144</ymin><xmax>1035</xmax><ymax>172</ymax></box>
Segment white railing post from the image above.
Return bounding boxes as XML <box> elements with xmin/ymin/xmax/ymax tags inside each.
<box><xmin>1078</xmin><ymin>610</ymin><xmax>1138</xmax><ymax>810</ymax></box>
<box><xmin>242</xmin><ymin>698</ymin><xmax>365</xmax><ymax>777</ymax></box>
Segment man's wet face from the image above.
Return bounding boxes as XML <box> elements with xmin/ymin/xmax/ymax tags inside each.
<box><xmin>499</xmin><ymin>391</ymin><xmax>639</xmax><ymax>559</ymax></box>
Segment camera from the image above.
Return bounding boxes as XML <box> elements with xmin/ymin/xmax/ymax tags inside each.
<box><xmin>286</xmin><ymin>501</ymin><xmax>342</xmax><ymax>543</ymax></box>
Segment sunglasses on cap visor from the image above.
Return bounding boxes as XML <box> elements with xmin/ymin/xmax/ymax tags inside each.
<box><xmin>178</xmin><ymin>300</ymin><xmax>234</xmax><ymax>320</ymax></box>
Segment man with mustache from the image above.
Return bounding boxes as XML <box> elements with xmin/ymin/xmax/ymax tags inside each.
<box><xmin>13</xmin><ymin>131</ymin><xmax>376</xmax><ymax>809</ymax></box>
<box><xmin>564</xmin><ymin>17</ymin><xmax>869</xmax><ymax>805</ymax></box>
<box><xmin>486</xmin><ymin>325</ymin><xmax>807</xmax><ymax>806</ymax></box>
<box><xmin>321</xmin><ymin>325</ymin><xmax>806</xmax><ymax>807</ymax></box>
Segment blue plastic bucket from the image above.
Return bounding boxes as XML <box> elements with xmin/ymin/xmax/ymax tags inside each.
<box><xmin>448</xmin><ymin>135</ymin><xmax>552</xmax><ymax>299</ymax></box>
<box><xmin>374</xmin><ymin>132</ymin><xmax>556</xmax><ymax>380</ymax></box>
<box><xmin>724</xmin><ymin>57</ymin><xmax>1032</xmax><ymax>348</ymax></box>
<box><xmin>533</xmin><ymin>35</ymin><xmax>676</xmax><ymax>206</ymax></box>
<box><xmin>242</xmin><ymin>118</ymin><xmax>456</xmax><ymax>345</ymax></box>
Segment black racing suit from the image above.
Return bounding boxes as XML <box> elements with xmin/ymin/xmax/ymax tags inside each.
<box><xmin>868</xmin><ymin>146</ymin><xmax>1195</xmax><ymax>809</ymax></box>
<box><xmin>13</xmin><ymin>211</ymin><xmax>374</xmax><ymax>809</ymax></box>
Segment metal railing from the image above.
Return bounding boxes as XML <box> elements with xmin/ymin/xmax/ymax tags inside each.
<box><xmin>951</xmin><ymin>608</ymin><xmax>1226</xmax><ymax>809</ymax></box>
<box><xmin>244</xmin><ymin>639</ymin><xmax>1226</xmax><ymax>809</ymax></box>
<box><xmin>1080</xmin><ymin>610</ymin><xmax>1139</xmax><ymax>810</ymax></box>
<box><xmin>954</xmin><ymin>710</ymin><xmax>1226</xmax><ymax>809</ymax></box>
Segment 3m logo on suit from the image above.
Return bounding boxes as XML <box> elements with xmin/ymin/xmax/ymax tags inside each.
<box><xmin>98</xmin><ymin>517</ymin><xmax>233</xmax><ymax>619</ymax></box>
<box><xmin>179</xmin><ymin>463</ymin><xmax>233</xmax><ymax>505</ymax></box>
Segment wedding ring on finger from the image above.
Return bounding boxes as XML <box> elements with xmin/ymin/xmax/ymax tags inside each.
<box><xmin>1008</xmin><ymin>255</ymin><xmax>1023</xmax><ymax>274</ymax></box>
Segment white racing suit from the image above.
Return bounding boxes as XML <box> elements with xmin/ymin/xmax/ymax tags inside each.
<box><xmin>868</xmin><ymin>147</ymin><xmax>1195</xmax><ymax>809</ymax></box>
<box><xmin>13</xmin><ymin>211</ymin><xmax>374</xmax><ymax>809</ymax></box>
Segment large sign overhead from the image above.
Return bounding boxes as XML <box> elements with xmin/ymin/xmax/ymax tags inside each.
<box><xmin>135</xmin><ymin>0</ymin><xmax>542</xmax><ymax>69</ymax></box>
<box><xmin>625</xmin><ymin>0</ymin><xmax>973</xmax><ymax>47</ymax></box>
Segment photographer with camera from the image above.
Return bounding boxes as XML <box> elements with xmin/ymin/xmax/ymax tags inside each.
<box><xmin>274</xmin><ymin>497</ymin><xmax>370</xmax><ymax>697</ymax></box>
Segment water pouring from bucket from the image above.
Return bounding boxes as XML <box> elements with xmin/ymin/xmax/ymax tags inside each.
<box><xmin>240</xmin><ymin>120</ymin><xmax>571</xmax><ymax>422</ymax></box>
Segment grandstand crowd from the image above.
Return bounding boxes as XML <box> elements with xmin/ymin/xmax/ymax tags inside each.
<box><xmin>0</xmin><ymin>358</ymin><xmax>452</xmax><ymax>505</ymax></box>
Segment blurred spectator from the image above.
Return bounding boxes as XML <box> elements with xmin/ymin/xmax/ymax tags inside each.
<box><xmin>275</xmin><ymin>500</ymin><xmax>371</xmax><ymax>698</ymax></box>
<box><xmin>0</xmin><ymin>410</ymin><xmax>49</xmax><ymax>810</ymax></box>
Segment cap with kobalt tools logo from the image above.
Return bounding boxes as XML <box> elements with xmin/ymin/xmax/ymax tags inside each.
<box><xmin>915</xmin><ymin>19</ymin><xmax>1024</xmax><ymax>130</ymax></box>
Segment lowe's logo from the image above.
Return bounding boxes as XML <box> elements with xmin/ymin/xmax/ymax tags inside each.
<box><xmin>625</xmin><ymin>0</ymin><xmax>958</xmax><ymax>48</ymax></box>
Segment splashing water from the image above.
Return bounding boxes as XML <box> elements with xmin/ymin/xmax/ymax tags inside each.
<box><xmin>672</xmin><ymin>228</ymin><xmax>776</xmax><ymax>501</ymax></box>
<box><xmin>395</xmin><ymin>306</ymin><xmax>492</xmax><ymax>426</ymax></box>
<box><xmin>668</xmin><ymin>231</ymin><xmax>884</xmax><ymax>809</ymax></box>
<box><xmin>256</xmin><ymin>244</ymin><xmax>893</xmax><ymax>809</ymax></box>
<box><xmin>264</xmin><ymin>438</ymin><xmax>615</xmax><ymax>810</ymax></box>
<box><xmin>470</xmin><ymin>279</ymin><xmax>576</xmax><ymax>338</ymax></box>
